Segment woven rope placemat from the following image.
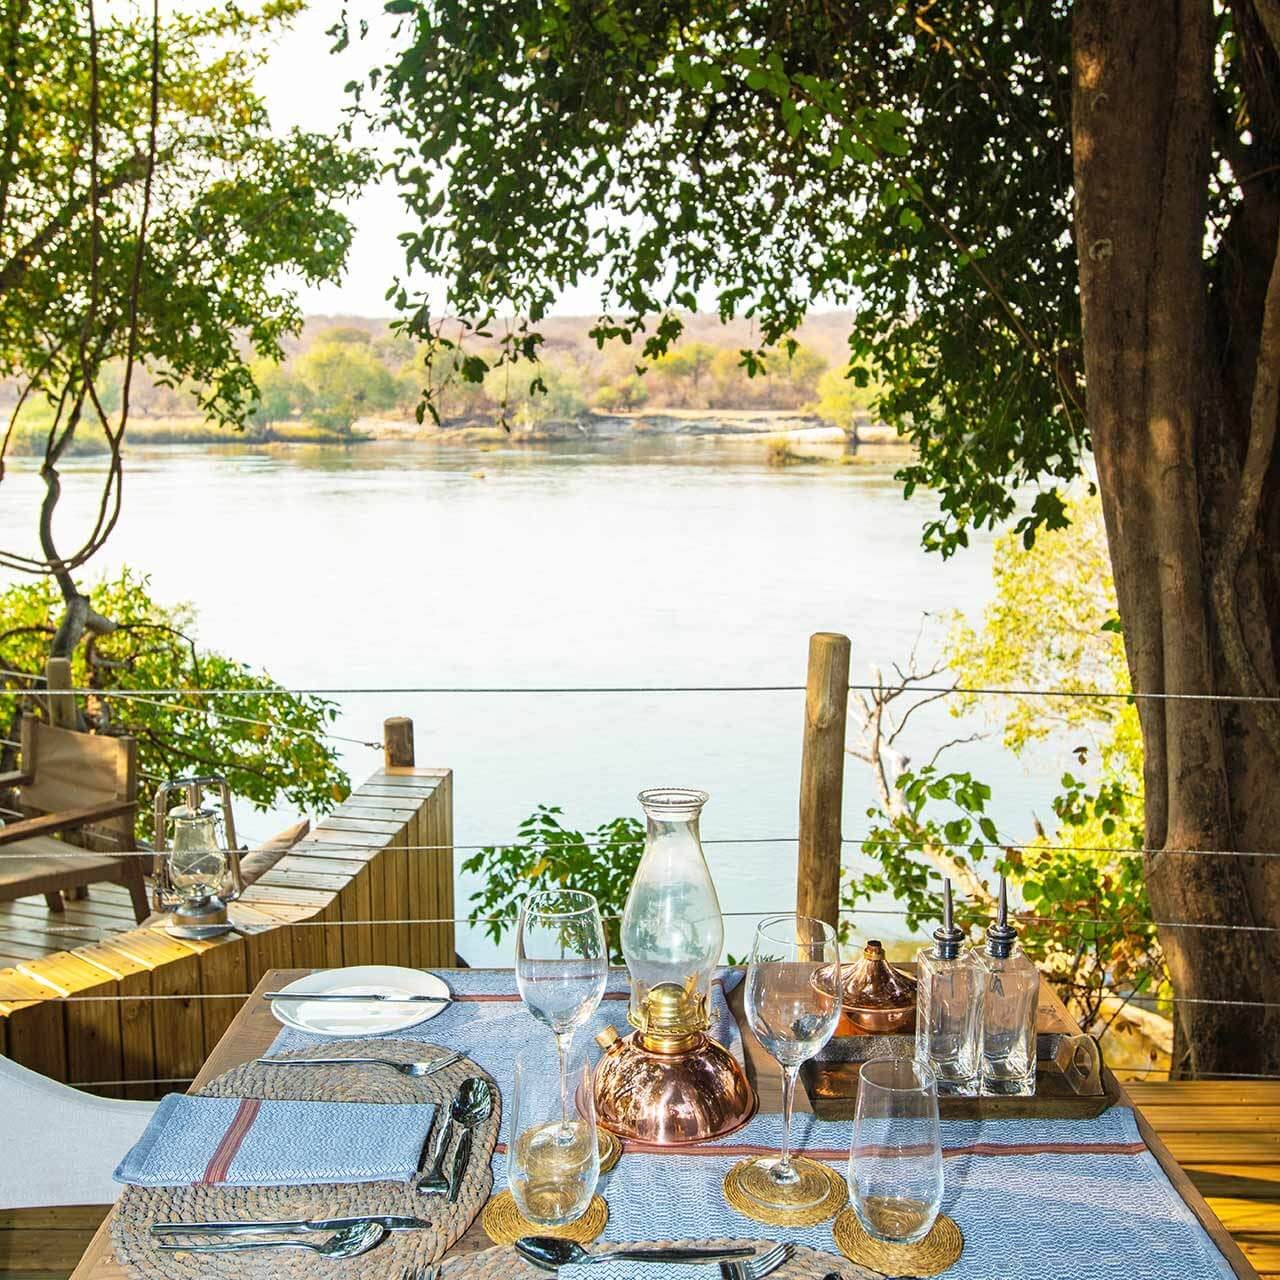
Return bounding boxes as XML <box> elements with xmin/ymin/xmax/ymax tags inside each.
<box><xmin>723</xmin><ymin>1155</ymin><xmax>848</xmax><ymax>1227</ymax></box>
<box><xmin>438</xmin><ymin>1238</ymin><xmax>880</xmax><ymax>1278</ymax></box>
<box><xmin>481</xmin><ymin>1189</ymin><xmax>608</xmax><ymax>1244</ymax></box>
<box><xmin>110</xmin><ymin>1039</ymin><xmax>500</xmax><ymax>1280</ymax></box>
<box><xmin>833</xmin><ymin>1207</ymin><xmax>964</xmax><ymax>1276</ymax></box>
<box><xmin>598</xmin><ymin>1127</ymin><xmax>622</xmax><ymax>1173</ymax></box>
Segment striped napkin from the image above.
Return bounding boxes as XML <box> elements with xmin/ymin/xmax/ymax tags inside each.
<box><xmin>114</xmin><ymin>1094</ymin><xmax>437</xmax><ymax>1187</ymax></box>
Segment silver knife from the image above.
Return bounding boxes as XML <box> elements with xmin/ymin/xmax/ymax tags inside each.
<box><xmin>446</xmin><ymin>1126</ymin><xmax>472</xmax><ymax>1203</ymax></box>
<box><xmin>151</xmin><ymin>1215</ymin><xmax>432</xmax><ymax>1236</ymax></box>
<box><xmin>417</xmin><ymin>1087</ymin><xmax>458</xmax><ymax>1193</ymax></box>
<box><xmin>415</xmin><ymin>1103</ymin><xmax>442</xmax><ymax>1180</ymax></box>
<box><xmin>263</xmin><ymin>991</ymin><xmax>451</xmax><ymax>1004</ymax></box>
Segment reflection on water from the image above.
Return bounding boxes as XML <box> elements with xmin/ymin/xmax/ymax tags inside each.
<box><xmin>0</xmin><ymin>437</ymin><xmax>1050</xmax><ymax>963</ymax></box>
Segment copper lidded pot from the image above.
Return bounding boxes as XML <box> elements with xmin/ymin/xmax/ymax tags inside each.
<box><xmin>592</xmin><ymin>788</ymin><xmax>756</xmax><ymax>1145</ymax></box>
<box><xmin>836</xmin><ymin>938</ymin><xmax>917</xmax><ymax>1033</ymax></box>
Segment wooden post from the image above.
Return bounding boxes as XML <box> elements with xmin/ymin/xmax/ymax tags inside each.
<box><xmin>45</xmin><ymin>657</ymin><xmax>76</xmax><ymax>729</ymax></box>
<box><xmin>384</xmin><ymin>716</ymin><xmax>415</xmax><ymax>768</ymax></box>
<box><xmin>796</xmin><ymin>632</ymin><xmax>851</xmax><ymax>930</ymax></box>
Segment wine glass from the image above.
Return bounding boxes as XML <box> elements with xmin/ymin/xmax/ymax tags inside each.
<box><xmin>736</xmin><ymin>913</ymin><xmax>841</xmax><ymax>1209</ymax></box>
<box><xmin>848</xmin><ymin>1056</ymin><xmax>943</xmax><ymax>1243</ymax></box>
<box><xmin>508</xmin><ymin>1043</ymin><xmax>600</xmax><ymax>1226</ymax></box>
<box><xmin>515</xmin><ymin>889</ymin><xmax>608</xmax><ymax>1126</ymax></box>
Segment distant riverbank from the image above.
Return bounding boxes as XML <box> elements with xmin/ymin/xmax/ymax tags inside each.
<box><xmin>3</xmin><ymin>407</ymin><xmax>906</xmax><ymax>457</ymax></box>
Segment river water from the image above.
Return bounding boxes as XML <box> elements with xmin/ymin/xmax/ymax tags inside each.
<box><xmin>0</xmin><ymin>437</ymin><xmax>1054</xmax><ymax>962</ymax></box>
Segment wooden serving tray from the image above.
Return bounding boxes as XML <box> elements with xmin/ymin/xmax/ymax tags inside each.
<box><xmin>803</xmin><ymin>974</ymin><xmax>1122</xmax><ymax>1120</ymax></box>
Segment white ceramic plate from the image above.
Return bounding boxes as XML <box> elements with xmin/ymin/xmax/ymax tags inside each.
<box><xmin>269</xmin><ymin>965</ymin><xmax>452</xmax><ymax>1038</ymax></box>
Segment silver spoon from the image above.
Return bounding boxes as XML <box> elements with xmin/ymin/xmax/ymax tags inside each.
<box><xmin>445</xmin><ymin>1076</ymin><xmax>494</xmax><ymax>1203</ymax></box>
<box><xmin>516</xmin><ymin>1238</ymin><xmax>756</xmax><ymax>1270</ymax></box>
<box><xmin>157</xmin><ymin>1221</ymin><xmax>385</xmax><ymax>1258</ymax></box>
<box><xmin>252</xmin><ymin>1051</ymin><xmax>464</xmax><ymax>1078</ymax></box>
<box><xmin>821</xmin><ymin>1273</ymin><xmax>920</xmax><ymax>1280</ymax></box>
<box><xmin>418</xmin><ymin>1077</ymin><xmax>492</xmax><ymax>1195</ymax></box>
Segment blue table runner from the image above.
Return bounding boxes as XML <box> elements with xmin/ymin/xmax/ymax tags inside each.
<box><xmin>266</xmin><ymin>968</ymin><xmax>1235</xmax><ymax>1278</ymax></box>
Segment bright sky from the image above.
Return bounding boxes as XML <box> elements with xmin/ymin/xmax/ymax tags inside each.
<box><xmin>257</xmin><ymin>4</ymin><xmax>609</xmax><ymax>318</ymax></box>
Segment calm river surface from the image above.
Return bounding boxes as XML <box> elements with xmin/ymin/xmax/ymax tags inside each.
<box><xmin>0</xmin><ymin>437</ymin><xmax>1055</xmax><ymax>962</ymax></box>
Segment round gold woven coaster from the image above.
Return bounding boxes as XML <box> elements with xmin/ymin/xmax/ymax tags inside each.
<box><xmin>481</xmin><ymin>1190</ymin><xmax>609</xmax><ymax>1246</ymax></box>
<box><xmin>598</xmin><ymin>1128</ymin><xmax>622</xmax><ymax>1173</ymax></box>
<box><xmin>832</xmin><ymin>1207</ymin><xmax>963</xmax><ymax>1276</ymax></box>
<box><xmin>722</xmin><ymin>1155</ymin><xmax>847</xmax><ymax>1227</ymax></box>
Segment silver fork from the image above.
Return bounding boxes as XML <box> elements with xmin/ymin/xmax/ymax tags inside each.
<box><xmin>253</xmin><ymin>1051</ymin><xmax>464</xmax><ymax>1078</ymax></box>
<box><xmin>720</xmin><ymin>1243</ymin><xmax>792</xmax><ymax>1280</ymax></box>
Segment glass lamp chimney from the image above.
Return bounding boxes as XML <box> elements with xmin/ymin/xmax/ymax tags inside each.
<box><xmin>167</xmin><ymin>804</ymin><xmax>228</xmax><ymax>899</ymax></box>
<box><xmin>620</xmin><ymin>788</ymin><xmax>722</xmax><ymax>1041</ymax></box>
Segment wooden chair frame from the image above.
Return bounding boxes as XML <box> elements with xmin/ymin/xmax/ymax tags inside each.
<box><xmin>0</xmin><ymin>716</ymin><xmax>147</xmax><ymax>923</ymax></box>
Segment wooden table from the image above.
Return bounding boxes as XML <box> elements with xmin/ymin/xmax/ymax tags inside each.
<box><xmin>69</xmin><ymin>969</ymin><xmax>1257</xmax><ymax>1280</ymax></box>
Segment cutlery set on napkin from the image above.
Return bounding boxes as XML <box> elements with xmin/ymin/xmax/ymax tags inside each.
<box><xmin>115</xmin><ymin>1094</ymin><xmax>440</xmax><ymax>1188</ymax></box>
<box><xmin>109</xmin><ymin>979</ymin><xmax>807</xmax><ymax>1277</ymax></box>
<box><xmin>113</xmin><ymin>1047</ymin><xmax>490</xmax><ymax>1258</ymax></box>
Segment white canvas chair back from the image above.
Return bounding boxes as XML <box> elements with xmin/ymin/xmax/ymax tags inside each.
<box><xmin>0</xmin><ymin>1055</ymin><xmax>156</xmax><ymax>1208</ymax></box>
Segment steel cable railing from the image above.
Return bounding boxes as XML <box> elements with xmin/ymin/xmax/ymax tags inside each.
<box><xmin>5</xmin><ymin>834</ymin><xmax>1280</xmax><ymax>862</ymax></box>
<box><xmin>3</xmin><ymin>668</ymin><xmax>1279</xmax><ymax>1090</ymax></box>
<box><xmin>5</xmin><ymin>666</ymin><xmax>1280</xmax><ymax>702</ymax></box>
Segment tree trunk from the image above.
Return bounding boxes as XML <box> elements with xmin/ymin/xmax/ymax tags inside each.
<box><xmin>1072</xmin><ymin>0</ymin><xmax>1280</xmax><ymax>1074</ymax></box>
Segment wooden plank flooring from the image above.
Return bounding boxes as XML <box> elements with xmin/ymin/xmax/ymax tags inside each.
<box><xmin>1127</xmin><ymin>1081</ymin><xmax>1280</xmax><ymax>1277</ymax></box>
<box><xmin>0</xmin><ymin>885</ymin><xmax>138</xmax><ymax>968</ymax></box>
<box><xmin>1</xmin><ymin>1080</ymin><xmax>1276</xmax><ymax>1279</ymax></box>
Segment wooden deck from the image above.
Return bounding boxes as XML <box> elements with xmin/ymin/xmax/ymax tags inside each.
<box><xmin>0</xmin><ymin>883</ymin><xmax>140</xmax><ymax>969</ymax></box>
<box><xmin>1</xmin><ymin>1080</ymin><xmax>1275</xmax><ymax>1278</ymax></box>
<box><xmin>0</xmin><ymin>766</ymin><xmax>455</xmax><ymax>1096</ymax></box>
<box><xmin>1127</xmin><ymin>1080</ymin><xmax>1280</xmax><ymax>1278</ymax></box>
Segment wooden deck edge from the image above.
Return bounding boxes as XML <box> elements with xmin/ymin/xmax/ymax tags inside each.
<box><xmin>0</xmin><ymin>768</ymin><xmax>454</xmax><ymax>1096</ymax></box>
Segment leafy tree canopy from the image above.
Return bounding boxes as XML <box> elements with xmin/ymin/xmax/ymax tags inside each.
<box><xmin>0</xmin><ymin>569</ymin><xmax>350</xmax><ymax>836</ymax></box>
<box><xmin>294</xmin><ymin>339</ymin><xmax>400</xmax><ymax>431</ymax></box>
<box><xmin>0</xmin><ymin>0</ymin><xmax>375</xmax><ymax>431</ymax></box>
<box><xmin>356</xmin><ymin>0</ymin><xmax>1086</xmax><ymax>552</ymax></box>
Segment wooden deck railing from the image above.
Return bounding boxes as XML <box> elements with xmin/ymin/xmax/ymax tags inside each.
<box><xmin>0</xmin><ymin>720</ymin><xmax>452</xmax><ymax>1096</ymax></box>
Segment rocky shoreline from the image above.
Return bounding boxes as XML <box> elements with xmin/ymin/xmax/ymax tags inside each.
<box><xmin>4</xmin><ymin>408</ymin><xmax>905</xmax><ymax>455</ymax></box>
<box><xmin>364</xmin><ymin>408</ymin><xmax>903</xmax><ymax>446</ymax></box>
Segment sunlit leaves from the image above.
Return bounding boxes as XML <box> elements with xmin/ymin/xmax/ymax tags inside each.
<box><xmin>358</xmin><ymin>0</ymin><xmax>1083</xmax><ymax>551</ymax></box>
<box><xmin>0</xmin><ymin>570</ymin><xmax>350</xmax><ymax>836</ymax></box>
<box><xmin>460</xmin><ymin>805</ymin><xmax>645</xmax><ymax>961</ymax></box>
<box><xmin>0</xmin><ymin>1</ymin><xmax>374</xmax><ymax>431</ymax></box>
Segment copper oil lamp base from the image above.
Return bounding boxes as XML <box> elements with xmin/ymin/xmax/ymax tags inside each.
<box><xmin>592</xmin><ymin>1025</ymin><xmax>757</xmax><ymax>1146</ymax></box>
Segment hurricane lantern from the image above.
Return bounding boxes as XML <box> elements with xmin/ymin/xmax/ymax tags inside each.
<box><xmin>152</xmin><ymin>776</ymin><xmax>244</xmax><ymax>939</ymax></box>
<box><xmin>592</xmin><ymin>787</ymin><xmax>756</xmax><ymax>1145</ymax></box>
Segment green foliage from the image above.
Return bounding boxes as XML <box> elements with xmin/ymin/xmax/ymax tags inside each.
<box><xmin>649</xmin><ymin>343</ymin><xmax>719</xmax><ymax>406</ymax></box>
<box><xmin>591</xmin><ymin>373</ymin><xmax>649</xmax><ymax>412</ymax></box>
<box><xmin>295</xmin><ymin>339</ymin><xmax>400</xmax><ymax>432</ymax></box>
<box><xmin>845</xmin><ymin>759</ymin><xmax>1157</xmax><ymax>1021</ymax></box>
<box><xmin>813</xmin><ymin>365</ymin><xmax>881</xmax><ymax>429</ymax></box>
<box><xmin>246</xmin><ymin>359</ymin><xmax>307</xmax><ymax>427</ymax></box>
<box><xmin>947</xmin><ymin>493</ymin><xmax>1136</xmax><ymax>766</ymax></box>
<box><xmin>844</xmin><ymin>492</ymin><xmax>1158</xmax><ymax>1020</ymax></box>
<box><xmin>0</xmin><ymin>0</ymin><xmax>374</xmax><ymax>428</ymax></box>
<box><xmin>0</xmin><ymin>570</ymin><xmax>351</xmax><ymax>839</ymax></box>
<box><xmin>482</xmin><ymin>361</ymin><xmax>587</xmax><ymax>426</ymax></box>
<box><xmin>353</xmin><ymin>1</ymin><xmax>1082</xmax><ymax>550</ymax></box>
<box><xmin>460</xmin><ymin>806</ymin><xmax>644</xmax><ymax>962</ymax></box>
